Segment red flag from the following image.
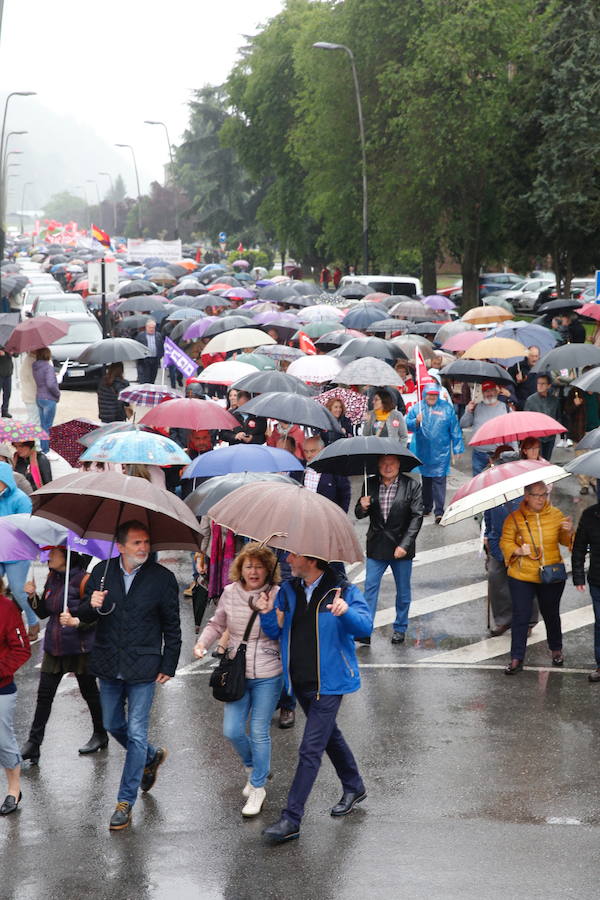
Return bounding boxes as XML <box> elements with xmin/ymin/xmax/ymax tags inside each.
<box><xmin>91</xmin><ymin>223</ymin><xmax>112</xmax><ymax>248</ymax></box>
<box><xmin>298</xmin><ymin>332</ymin><xmax>317</xmax><ymax>355</ymax></box>
<box><xmin>237</xmin><ymin>242</ymin><xmax>244</xmax><ymax>252</ymax></box>
<box><xmin>415</xmin><ymin>347</ymin><xmax>436</xmax><ymax>397</ymax></box>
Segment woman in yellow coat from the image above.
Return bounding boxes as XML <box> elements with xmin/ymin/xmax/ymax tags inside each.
<box><xmin>500</xmin><ymin>481</ymin><xmax>573</xmax><ymax>675</ymax></box>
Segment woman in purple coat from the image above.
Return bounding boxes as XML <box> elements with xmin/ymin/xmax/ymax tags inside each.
<box><xmin>20</xmin><ymin>548</ymin><xmax>107</xmax><ymax>766</ymax></box>
<box><xmin>32</xmin><ymin>347</ymin><xmax>60</xmax><ymax>453</ymax></box>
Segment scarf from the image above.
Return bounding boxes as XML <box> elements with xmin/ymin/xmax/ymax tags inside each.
<box><xmin>208</xmin><ymin>523</ymin><xmax>236</xmax><ymax>600</ymax></box>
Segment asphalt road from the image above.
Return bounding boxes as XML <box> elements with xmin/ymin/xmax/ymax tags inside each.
<box><xmin>2</xmin><ymin>380</ymin><xmax>600</xmax><ymax>899</ymax></box>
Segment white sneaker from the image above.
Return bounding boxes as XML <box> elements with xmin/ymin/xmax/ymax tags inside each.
<box><xmin>243</xmin><ymin>766</ymin><xmax>252</xmax><ymax>797</ymax></box>
<box><xmin>242</xmin><ymin>786</ymin><xmax>266</xmax><ymax>817</ymax></box>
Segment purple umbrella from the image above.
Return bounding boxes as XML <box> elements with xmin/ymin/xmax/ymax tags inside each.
<box><xmin>182</xmin><ymin>316</ymin><xmax>218</xmax><ymax>341</ymax></box>
<box><xmin>221</xmin><ymin>288</ymin><xmax>256</xmax><ymax>300</ymax></box>
<box><xmin>423</xmin><ymin>294</ymin><xmax>456</xmax><ymax>310</ymax></box>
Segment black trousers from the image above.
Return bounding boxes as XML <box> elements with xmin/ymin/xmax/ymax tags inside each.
<box><xmin>28</xmin><ymin>671</ymin><xmax>105</xmax><ymax>745</ymax></box>
<box><xmin>0</xmin><ymin>373</ymin><xmax>11</xmax><ymax>415</ymax></box>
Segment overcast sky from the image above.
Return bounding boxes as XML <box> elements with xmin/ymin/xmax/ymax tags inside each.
<box><xmin>0</xmin><ymin>0</ymin><xmax>284</xmax><ymax>206</ymax></box>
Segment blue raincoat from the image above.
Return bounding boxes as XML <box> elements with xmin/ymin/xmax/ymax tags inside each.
<box><xmin>405</xmin><ymin>384</ymin><xmax>464</xmax><ymax>477</ymax></box>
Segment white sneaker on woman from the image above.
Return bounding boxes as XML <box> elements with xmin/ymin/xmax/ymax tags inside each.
<box><xmin>242</xmin><ymin>786</ymin><xmax>266</xmax><ymax>817</ymax></box>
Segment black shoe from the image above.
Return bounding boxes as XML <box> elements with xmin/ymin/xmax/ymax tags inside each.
<box><xmin>262</xmin><ymin>816</ymin><xmax>300</xmax><ymax>843</ymax></box>
<box><xmin>489</xmin><ymin>624</ymin><xmax>510</xmax><ymax>637</ymax></box>
<box><xmin>434</xmin><ymin>515</ymin><xmax>443</xmax><ymax>525</ymax></box>
<box><xmin>278</xmin><ymin>709</ymin><xmax>295</xmax><ymax>729</ymax></box>
<box><xmin>391</xmin><ymin>632</ymin><xmax>405</xmax><ymax>644</ymax></box>
<box><xmin>141</xmin><ymin>747</ymin><xmax>167</xmax><ymax>792</ymax></box>
<box><xmin>1</xmin><ymin>412</ymin><xmax>11</xmax><ymax>418</ymax></box>
<box><xmin>551</xmin><ymin>653</ymin><xmax>564</xmax><ymax>667</ymax></box>
<box><xmin>504</xmin><ymin>661</ymin><xmax>523</xmax><ymax>675</ymax></box>
<box><xmin>588</xmin><ymin>669</ymin><xmax>600</xmax><ymax>683</ymax></box>
<box><xmin>330</xmin><ymin>789</ymin><xmax>367</xmax><ymax>817</ymax></box>
<box><xmin>79</xmin><ymin>731</ymin><xmax>109</xmax><ymax>755</ymax></box>
<box><xmin>355</xmin><ymin>636</ymin><xmax>371</xmax><ymax>645</ymax></box>
<box><xmin>423</xmin><ymin>509</ymin><xmax>432</xmax><ymax>516</ymax></box>
<box><xmin>109</xmin><ymin>801</ymin><xmax>132</xmax><ymax>831</ymax></box>
<box><xmin>0</xmin><ymin>791</ymin><xmax>22</xmax><ymax>816</ymax></box>
<box><xmin>21</xmin><ymin>740</ymin><xmax>40</xmax><ymax>765</ymax></box>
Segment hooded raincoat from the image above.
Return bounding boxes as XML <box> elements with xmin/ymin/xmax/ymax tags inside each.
<box><xmin>405</xmin><ymin>384</ymin><xmax>464</xmax><ymax>478</ymax></box>
<box><xmin>0</xmin><ymin>461</ymin><xmax>33</xmax><ymax>518</ymax></box>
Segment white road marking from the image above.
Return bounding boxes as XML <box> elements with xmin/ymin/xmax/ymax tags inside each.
<box><xmin>176</xmin><ymin>661</ymin><xmax>593</xmax><ymax>675</ymax></box>
<box><xmin>352</xmin><ymin>538</ymin><xmax>480</xmax><ymax>585</ymax></box>
<box><xmin>374</xmin><ymin>580</ymin><xmax>488</xmax><ymax>628</ymax></box>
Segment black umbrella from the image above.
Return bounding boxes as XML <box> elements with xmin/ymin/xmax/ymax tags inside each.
<box><xmin>572</xmin><ymin>368</ymin><xmax>600</xmax><ymax>394</ymax></box>
<box><xmin>118</xmin><ymin>295</ymin><xmax>168</xmax><ymax>313</ymax></box>
<box><xmin>315</xmin><ymin>331</ymin><xmax>356</xmax><ymax>351</ymax></box>
<box><xmin>231</xmin><ymin>370</ymin><xmax>315</xmax><ymax>396</ymax></box>
<box><xmin>185</xmin><ymin>472</ymin><xmax>298</xmax><ymax>517</ymax></box>
<box><xmin>78</xmin><ymin>338</ymin><xmax>150</xmax><ymax>365</ymax></box>
<box><xmin>0</xmin><ymin>323</ymin><xmax>16</xmax><ymax>346</ymax></box>
<box><xmin>115</xmin><ymin>315</ymin><xmax>151</xmax><ymax>334</ymax></box>
<box><xmin>367</xmin><ymin>318</ymin><xmax>414</xmax><ymax>334</ymax></box>
<box><xmin>440</xmin><ymin>359</ymin><xmax>516</xmax><ymax>386</ymax></box>
<box><xmin>203</xmin><ymin>315</ymin><xmax>255</xmax><ymax>337</ymax></box>
<box><xmin>169</xmin><ymin>294</ymin><xmax>207</xmax><ymax>307</ymax></box>
<box><xmin>259</xmin><ymin>284</ymin><xmax>300</xmax><ymax>302</ymax></box>
<box><xmin>536</xmin><ymin>298</ymin><xmax>582</xmax><ymax>315</ymax></box>
<box><xmin>407</xmin><ymin>322</ymin><xmax>440</xmax><ymax>336</ymax></box>
<box><xmin>335</xmin><ymin>284</ymin><xmax>371</xmax><ymax>300</ymax></box>
<box><xmin>292</xmin><ymin>282</ymin><xmax>320</xmax><ymax>296</ymax></box>
<box><xmin>240</xmin><ymin>392</ymin><xmax>342</xmax><ymax>432</ymax></box>
<box><xmin>310</xmin><ymin>435</ymin><xmax>421</xmax><ymax>493</ymax></box>
<box><xmin>336</xmin><ymin>337</ymin><xmax>407</xmax><ymax>362</ymax></box>
<box><xmin>118</xmin><ymin>280</ymin><xmax>156</xmax><ymax>297</ymax></box>
<box><xmin>533</xmin><ymin>343</ymin><xmax>600</xmax><ymax>373</ymax></box>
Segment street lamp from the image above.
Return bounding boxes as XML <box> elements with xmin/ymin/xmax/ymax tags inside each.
<box><xmin>313</xmin><ymin>42</ymin><xmax>368</xmax><ymax>274</ymax></box>
<box><xmin>99</xmin><ymin>171</ymin><xmax>118</xmax><ymax>232</ymax></box>
<box><xmin>0</xmin><ymin>93</ymin><xmax>36</xmax><ymax>259</ymax></box>
<box><xmin>20</xmin><ymin>181</ymin><xmax>33</xmax><ymax>234</ymax></box>
<box><xmin>74</xmin><ymin>184</ymin><xmax>89</xmax><ymax>229</ymax></box>
<box><xmin>115</xmin><ymin>143</ymin><xmax>142</xmax><ymax>234</ymax></box>
<box><xmin>2</xmin><ymin>131</ymin><xmax>27</xmax><ymax>171</ymax></box>
<box><xmin>86</xmin><ymin>178</ymin><xmax>102</xmax><ymax>228</ymax></box>
<box><xmin>144</xmin><ymin>119</ymin><xmax>179</xmax><ymax>239</ymax></box>
<box><xmin>0</xmin><ymin>92</ymin><xmax>36</xmax><ymax>168</ymax></box>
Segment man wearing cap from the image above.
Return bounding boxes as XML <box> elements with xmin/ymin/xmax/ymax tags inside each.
<box><xmin>406</xmin><ymin>383</ymin><xmax>464</xmax><ymax>523</ymax></box>
<box><xmin>460</xmin><ymin>382</ymin><xmax>508</xmax><ymax>475</ymax></box>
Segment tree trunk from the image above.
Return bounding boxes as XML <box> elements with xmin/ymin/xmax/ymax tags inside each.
<box><xmin>564</xmin><ymin>252</ymin><xmax>573</xmax><ymax>298</ymax></box>
<box><xmin>552</xmin><ymin>242</ymin><xmax>562</xmax><ymax>297</ymax></box>
<box><xmin>421</xmin><ymin>244</ymin><xmax>437</xmax><ymax>296</ymax></box>
<box><xmin>460</xmin><ymin>204</ymin><xmax>482</xmax><ymax>311</ymax></box>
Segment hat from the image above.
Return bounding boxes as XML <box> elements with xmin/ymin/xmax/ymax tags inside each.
<box><xmin>0</xmin><ymin>441</ymin><xmax>15</xmax><ymax>462</ymax></box>
<box><xmin>481</xmin><ymin>381</ymin><xmax>498</xmax><ymax>393</ymax></box>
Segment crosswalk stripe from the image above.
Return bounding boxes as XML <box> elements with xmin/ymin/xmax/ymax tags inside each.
<box><xmin>374</xmin><ymin>580</ymin><xmax>487</xmax><ymax>628</ymax></box>
<box><xmin>352</xmin><ymin>538</ymin><xmax>480</xmax><ymax>585</ymax></box>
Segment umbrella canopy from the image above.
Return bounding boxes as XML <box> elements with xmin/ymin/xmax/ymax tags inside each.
<box><xmin>440</xmin><ymin>359</ymin><xmax>516</xmax><ymax>386</ymax></box>
<box><xmin>259</xmin><ymin>344</ymin><xmax>306</xmax><ymax>363</ymax></box>
<box><xmin>390</xmin><ymin>300</ymin><xmax>437</xmax><ymax>321</ymax></box>
<box><xmin>441</xmin><ymin>331</ymin><xmax>485</xmax><ymax>353</ymax></box>
<box><xmin>49</xmin><ymin>418</ymin><xmax>98</xmax><ymax>467</ymax></box>
<box><xmin>336</xmin><ymin>336</ymin><xmax>405</xmax><ymax>362</ymax></box>
<box><xmin>575</xmin><ymin>424</ymin><xmax>600</xmax><ymax>451</ymax></box>
<box><xmin>537</xmin><ymin>298</ymin><xmax>582</xmax><ymax>315</ymax></box>
<box><xmin>565</xmin><ymin>449</ymin><xmax>600</xmax><ymax>478</ymax></box>
<box><xmin>32</xmin><ymin>471</ymin><xmax>203</xmax><ymax>551</ymax></box>
<box><xmin>406</xmin><ymin>322</ymin><xmax>440</xmax><ymax>336</ymax></box>
<box><xmin>234</xmin><ymin>352</ymin><xmax>276</xmax><ymax>370</ymax></box>
<box><xmin>0</xmin><ymin>517</ymin><xmax>118</xmax><ymax>562</ymax></box>
<box><xmin>310</xmin><ymin>435</ymin><xmax>420</xmax><ymax>476</ymax></box>
<box><xmin>80</xmin><ymin>430</ymin><xmax>191</xmax><ymax>466</ymax></box>
<box><xmin>533</xmin><ymin>343</ymin><xmax>600</xmax><ymax>373</ymax></box>
<box><xmin>119</xmin><ymin>384</ymin><xmax>182</xmax><ymax>407</ymax></box>
<box><xmin>185</xmin><ymin>472</ymin><xmax>297</xmax><ymax>517</ymax></box>
<box><xmin>192</xmin><ymin>361</ymin><xmax>259</xmax><ymax>385</ymax></box>
<box><xmin>118</xmin><ymin>295</ymin><xmax>167</xmax><ymax>313</ymax></box>
<box><xmin>434</xmin><ymin>321</ymin><xmax>475</xmax><ymax>344</ymax></box>
<box><xmin>182</xmin><ymin>444</ymin><xmax>303</xmax><ymax>479</ymax></box>
<box><xmin>340</xmin><ymin>306</ymin><xmax>389</xmax><ymax>329</ymax></box>
<box><xmin>240</xmin><ymin>392</ymin><xmax>342</xmax><ymax>433</ymax></box>
<box><xmin>572</xmin><ymin>368</ymin><xmax>600</xmax><ymax>395</ymax></box>
<box><xmin>334</xmin><ymin>357</ymin><xmax>404</xmax><ymax>387</ymax></box>
<box><xmin>115</xmin><ymin>315</ymin><xmax>152</xmax><ymax>334</ymax></box>
<box><xmin>118</xmin><ymin>280</ymin><xmax>156</xmax><ymax>297</ymax></box>
<box><xmin>182</xmin><ymin>317</ymin><xmax>218</xmax><ymax>341</ymax></box>
<box><xmin>335</xmin><ymin>284</ymin><xmax>372</xmax><ymax>300</ymax></box>
<box><xmin>231</xmin><ymin>369</ymin><xmax>313</xmax><ymax>395</ymax></box>
<box><xmin>5</xmin><ymin>316</ymin><xmax>69</xmax><ymax>353</ymax></box>
<box><xmin>463</xmin><ymin>337</ymin><xmax>528</xmax><ymax>360</ymax></box>
<box><xmin>140</xmin><ymin>397</ymin><xmax>238</xmax><ymax>431</ymax></box>
<box><xmin>578</xmin><ymin>302</ymin><xmax>600</xmax><ymax>323</ymax></box>
<box><xmin>462</xmin><ymin>306</ymin><xmax>514</xmax><ymax>324</ymax></box>
<box><xmin>367</xmin><ymin>318</ymin><xmax>412</xmax><ymax>335</ymax></box>
<box><xmin>164</xmin><ymin>307</ymin><xmax>204</xmax><ymax>322</ymax></box>
<box><xmin>391</xmin><ymin>336</ymin><xmax>434</xmax><ymax>358</ymax></box>
<box><xmin>0</xmin><ymin>419</ymin><xmax>48</xmax><ymax>442</ymax></box>
<box><xmin>78</xmin><ymin>337</ymin><xmax>150</xmax><ymax>365</ymax></box>
<box><xmin>313</xmin><ymin>388</ymin><xmax>368</xmax><ymax>425</ymax></box>
<box><xmin>202</xmin><ymin>328</ymin><xmax>276</xmax><ymax>355</ymax></box>
<box><xmin>293</xmin><ymin>321</ymin><xmax>343</xmax><ymax>340</ymax></box>
<box><xmin>79</xmin><ymin>422</ymin><xmax>154</xmax><ymax>447</ymax></box>
<box><xmin>440</xmin><ymin>460</ymin><xmax>569</xmax><ymax>526</ymax></box>
<box><xmin>299</xmin><ymin>305</ymin><xmax>345</xmax><ymax>322</ymax></box>
<box><xmin>203</xmin><ymin>315</ymin><xmax>255</xmax><ymax>337</ymax></box>
<box><xmin>486</xmin><ymin>321</ymin><xmax>558</xmax><ymax>356</ymax></box>
<box><xmin>423</xmin><ymin>294</ymin><xmax>456</xmax><ymax>310</ymax></box>
<box><xmin>286</xmin><ymin>355</ymin><xmax>342</xmax><ymax>384</ymax></box>
<box><xmin>208</xmin><ymin>482</ymin><xmax>363</xmax><ymax>563</ymax></box>
<box><xmin>469</xmin><ymin>411</ymin><xmax>566</xmax><ymax>446</ymax></box>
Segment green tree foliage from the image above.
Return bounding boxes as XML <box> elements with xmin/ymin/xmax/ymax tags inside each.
<box><xmin>43</xmin><ymin>191</ymin><xmax>87</xmax><ymax>223</ymax></box>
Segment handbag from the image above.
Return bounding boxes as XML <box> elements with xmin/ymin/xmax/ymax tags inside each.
<box><xmin>522</xmin><ymin>516</ymin><xmax>567</xmax><ymax>584</ymax></box>
<box><xmin>209</xmin><ymin>610</ymin><xmax>258</xmax><ymax>702</ymax></box>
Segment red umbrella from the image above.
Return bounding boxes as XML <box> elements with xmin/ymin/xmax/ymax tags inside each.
<box><xmin>469</xmin><ymin>411</ymin><xmax>566</xmax><ymax>446</ymax></box>
<box><xmin>441</xmin><ymin>331</ymin><xmax>485</xmax><ymax>353</ymax></box>
<box><xmin>450</xmin><ymin>458</ymin><xmax>557</xmax><ymax>505</ymax></box>
<box><xmin>140</xmin><ymin>397</ymin><xmax>238</xmax><ymax>431</ymax></box>
<box><xmin>49</xmin><ymin>418</ymin><xmax>98</xmax><ymax>467</ymax></box>
<box><xmin>578</xmin><ymin>302</ymin><xmax>600</xmax><ymax>322</ymax></box>
<box><xmin>5</xmin><ymin>316</ymin><xmax>69</xmax><ymax>353</ymax></box>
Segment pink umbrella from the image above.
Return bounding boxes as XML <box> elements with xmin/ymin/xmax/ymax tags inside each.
<box><xmin>469</xmin><ymin>411</ymin><xmax>566</xmax><ymax>447</ymax></box>
<box><xmin>0</xmin><ymin>419</ymin><xmax>48</xmax><ymax>442</ymax></box>
<box><xmin>5</xmin><ymin>316</ymin><xmax>69</xmax><ymax>353</ymax></box>
<box><xmin>441</xmin><ymin>331</ymin><xmax>486</xmax><ymax>353</ymax></box>
<box><xmin>423</xmin><ymin>294</ymin><xmax>456</xmax><ymax>310</ymax></box>
<box><xmin>140</xmin><ymin>398</ymin><xmax>238</xmax><ymax>431</ymax></box>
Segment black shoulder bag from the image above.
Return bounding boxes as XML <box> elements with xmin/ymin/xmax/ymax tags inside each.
<box><xmin>522</xmin><ymin>515</ymin><xmax>567</xmax><ymax>584</ymax></box>
<box><xmin>209</xmin><ymin>610</ymin><xmax>258</xmax><ymax>702</ymax></box>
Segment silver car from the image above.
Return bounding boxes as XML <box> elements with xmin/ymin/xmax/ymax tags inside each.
<box><xmin>49</xmin><ymin>313</ymin><xmax>103</xmax><ymax>388</ymax></box>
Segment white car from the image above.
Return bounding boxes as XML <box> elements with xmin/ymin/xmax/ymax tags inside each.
<box><xmin>495</xmin><ymin>278</ymin><xmax>555</xmax><ymax>311</ymax></box>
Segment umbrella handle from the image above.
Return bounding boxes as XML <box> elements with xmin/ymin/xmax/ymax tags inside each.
<box><xmin>63</xmin><ymin>545</ymin><xmax>71</xmax><ymax>613</ymax></box>
<box><xmin>99</xmin><ymin>500</ymin><xmax>125</xmax><ymax>592</ymax></box>
<box><xmin>363</xmin><ymin>465</ymin><xmax>367</xmax><ymax>497</ymax></box>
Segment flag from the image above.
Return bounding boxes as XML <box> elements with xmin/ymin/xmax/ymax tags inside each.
<box><xmin>415</xmin><ymin>347</ymin><xmax>436</xmax><ymax>397</ymax></box>
<box><xmin>162</xmin><ymin>336</ymin><xmax>198</xmax><ymax>378</ymax></box>
<box><xmin>237</xmin><ymin>242</ymin><xmax>244</xmax><ymax>252</ymax></box>
<box><xmin>91</xmin><ymin>223</ymin><xmax>112</xmax><ymax>248</ymax></box>
<box><xmin>298</xmin><ymin>332</ymin><xmax>317</xmax><ymax>355</ymax></box>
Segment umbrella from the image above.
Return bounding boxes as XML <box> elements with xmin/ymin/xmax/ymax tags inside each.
<box><xmin>118</xmin><ymin>280</ymin><xmax>155</xmax><ymax>297</ymax></box>
<box><xmin>537</xmin><ymin>298</ymin><xmax>582</xmax><ymax>315</ymax></box>
<box><xmin>78</xmin><ymin>338</ymin><xmax>150</xmax><ymax>365</ymax></box>
<box><xmin>202</xmin><ymin>328</ymin><xmax>276</xmax><ymax>355</ymax></box>
<box><xmin>441</xmin><ymin>331</ymin><xmax>485</xmax><ymax>353</ymax></box>
<box><xmin>32</xmin><ymin>471</ymin><xmax>203</xmax><ymax>552</ymax></box>
<box><xmin>185</xmin><ymin>472</ymin><xmax>297</xmax><ymax>517</ymax></box>
<box><xmin>79</xmin><ymin>422</ymin><xmax>154</xmax><ymax>448</ymax></box>
<box><xmin>391</xmin><ymin>336</ymin><xmax>434</xmax><ymax>358</ymax></box>
<box><xmin>192</xmin><ymin>361</ymin><xmax>259</xmax><ymax>385</ymax></box>
<box><xmin>440</xmin><ymin>460</ymin><xmax>569</xmax><ymax>526</ymax></box>
<box><xmin>164</xmin><ymin>307</ymin><xmax>204</xmax><ymax>322</ymax></box>
<box><xmin>233</xmin><ymin>353</ymin><xmax>276</xmax><ymax>370</ymax></box>
<box><xmin>232</xmin><ymin>259</ymin><xmax>250</xmax><ymax>269</ymax></box>
<box><xmin>336</xmin><ymin>337</ymin><xmax>406</xmax><ymax>362</ymax></box>
<box><xmin>423</xmin><ymin>294</ymin><xmax>456</xmax><ymax>310</ymax></box>
<box><xmin>117</xmin><ymin>296</ymin><xmax>167</xmax><ymax>313</ymax></box>
<box><xmin>463</xmin><ymin>337</ymin><xmax>528</xmax><ymax>360</ymax></box>
<box><xmin>5</xmin><ymin>316</ymin><xmax>69</xmax><ymax>353</ymax></box>
<box><xmin>486</xmin><ymin>321</ymin><xmax>558</xmax><ymax>356</ymax></box>
<box><xmin>292</xmin><ymin>321</ymin><xmax>343</xmax><ymax>340</ymax></box>
<box><xmin>578</xmin><ymin>303</ymin><xmax>600</xmax><ymax>323</ymax></box>
<box><xmin>203</xmin><ymin>316</ymin><xmax>255</xmax><ymax>337</ymax></box>
<box><xmin>533</xmin><ymin>344</ymin><xmax>600</xmax><ymax>373</ymax></box>
<box><xmin>310</xmin><ymin>435</ymin><xmax>420</xmax><ymax>497</ymax></box>
<box><xmin>462</xmin><ymin>306</ymin><xmax>514</xmax><ymax>325</ymax></box>
<box><xmin>118</xmin><ymin>384</ymin><xmax>182</xmax><ymax>407</ymax></box>
<box><xmin>390</xmin><ymin>300</ymin><xmax>437</xmax><ymax>321</ymax></box>
<box><xmin>140</xmin><ymin>397</ymin><xmax>238</xmax><ymax>431</ymax></box>
<box><xmin>286</xmin><ymin>355</ymin><xmax>342</xmax><ymax>384</ymax></box>
<box><xmin>115</xmin><ymin>315</ymin><xmax>152</xmax><ymax>334</ymax></box>
<box><xmin>406</xmin><ymin>322</ymin><xmax>440</xmax><ymax>336</ymax></box>
<box><xmin>575</xmin><ymin>424</ymin><xmax>600</xmax><ymax>451</ymax></box>
<box><xmin>313</xmin><ymin>388</ymin><xmax>368</xmax><ymax>425</ymax></box>
<box><xmin>572</xmin><ymin>369</ymin><xmax>600</xmax><ymax>395</ymax></box>
<box><xmin>182</xmin><ymin>444</ymin><xmax>303</xmax><ymax>479</ymax></box>
<box><xmin>231</xmin><ymin>369</ymin><xmax>313</xmax><ymax>396</ymax></box>
<box><xmin>0</xmin><ymin>419</ymin><xmax>48</xmax><ymax>442</ymax></box>
<box><xmin>49</xmin><ymin>418</ymin><xmax>98</xmax><ymax>467</ymax></box>
<box><xmin>366</xmin><ymin>318</ymin><xmax>413</xmax><ymax>335</ymax></box>
<box><xmin>299</xmin><ymin>305</ymin><xmax>345</xmax><ymax>322</ymax></box>
<box><xmin>335</xmin><ymin>284</ymin><xmax>371</xmax><ymax>300</ymax></box>
<box><xmin>565</xmin><ymin>449</ymin><xmax>600</xmax><ymax>478</ymax></box>
<box><xmin>239</xmin><ymin>392</ymin><xmax>342</xmax><ymax>433</ymax></box>
<box><xmin>440</xmin><ymin>359</ymin><xmax>516</xmax><ymax>386</ymax></box>
<box><xmin>259</xmin><ymin>344</ymin><xmax>306</xmax><ymax>362</ymax></box>
<box><xmin>340</xmin><ymin>306</ymin><xmax>388</xmax><ymax>329</ymax></box>
<box><xmin>208</xmin><ymin>482</ymin><xmax>363</xmax><ymax>563</ymax></box>
<box><xmin>80</xmin><ymin>430</ymin><xmax>191</xmax><ymax>466</ymax></box>
<box><xmin>315</xmin><ymin>331</ymin><xmax>359</xmax><ymax>351</ymax></box>
<box><xmin>334</xmin><ymin>357</ymin><xmax>404</xmax><ymax>387</ymax></box>
<box><xmin>182</xmin><ymin>317</ymin><xmax>218</xmax><ymax>341</ymax></box>
<box><xmin>434</xmin><ymin>321</ymin><xmax>475</xmax><ymax>344</ymax></box>
<box><xmin>469</xmin><ymin>411</ymin><xmax>566</xmax><ymax>447</ymax></box>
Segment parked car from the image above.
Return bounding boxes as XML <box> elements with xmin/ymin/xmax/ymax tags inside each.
<box><xmin>535</xmin><ymin>278</ymin><xmax>595</xmax><ymax>310</ymax></box>
<box><xmin>49</xmin><ymin>313</ymin><xmax>103</xmax><ymax>388</ymax></box>
<box><xmin>30</xmin><ymin>293</ymin><xmax>86</xmax><ymax>317</ymax></box>
<box><xmin>497</xmin><ymin>278</ymin><xmax>555</xmax><ymax>312</ymax></box>
<box><xmin>448</xmin><ymin>272</ymin><xmax>524</xmax><ymax>304</ymax></box>
<box><xmin>21</xmin><ymin>282</ymin><xmax>64</xmax><ymax>317</ymax></box>
<box><xmin>339</xmin><ymin>274</ymin><xmax>423</xmax><ymax>296</ymax></box>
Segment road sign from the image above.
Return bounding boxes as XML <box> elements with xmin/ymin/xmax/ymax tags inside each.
<box><xmin>595</xmin><ymin>270</ymin><xmax>600</xmax><ymax>300</ymax></box>
<box><xmin>218</xmin><ymin>231</ymin><xmax>227</xmax><ymax>242</ymax></box>
<box><xmin>88</xmin><ymin>260</ymin><xmax>119</xmax><ymax>294</ymax></box>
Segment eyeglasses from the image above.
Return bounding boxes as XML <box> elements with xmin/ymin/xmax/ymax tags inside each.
<box><xmin>528</xmin><ymin>492</ymin><xmax>549</xmax><ymax>498</ymax></box>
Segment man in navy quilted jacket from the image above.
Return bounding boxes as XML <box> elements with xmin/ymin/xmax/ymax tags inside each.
<box><xmin>77</xmin><ymin>520</ymin><xmax>181</xmax><ymax>831</ymax></box>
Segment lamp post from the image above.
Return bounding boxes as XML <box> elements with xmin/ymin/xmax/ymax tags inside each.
<box><xmin>2</xmin><ymin>130</ymin><xmax>27</xmax><ymax>171</ymax></box>
<box><xmin>20</xmin><ymin>180</ymin><xmax>32</xmax><ymax>234</ymax></box>
<box><xmin>115</xmin><ymin>143</ymin><xmax>142</xmax><ymax>234</ymax></box>
<box><xmin>74</xmin><ymin>184</ymin><xmax>89</xmax><ymax>230</ymax></box>
<box><xmin>313</xmin><ymin>42</ymin><xmax>368</xmax><ymax>274</ymax></box>
<box><xmin>0</xmin><ymin>93</ymin><xmax>36</xmax><ymax>259</ymax></box>
<box><xmin>99</xmin><ymin>171</ymin><xmax>117</xmax><ymax>232</ymax></box>
<box><xmin>144</xmin><ymin>119</ymin><xmax>179</xmax><ymax>239</ymax></box>
<box><xmin>86</xmin><ymin>178</ymin><xmax>102</xmax><ymax>229</ymax></box>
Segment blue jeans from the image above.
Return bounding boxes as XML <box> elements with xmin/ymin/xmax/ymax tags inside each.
<box><xmin>37</xmin><ymin>397</ymin><xmax>56</xmax><ymax>453</ymax></box>
<box><xmin>99</xmin><ymin>678</ymin><xmax>157</xmax><ymax>805</ymax></box>
<box><xmin>472</xmin><ymin>448</ymin><xmax>491</xmax><ymax>476</ymax></box>
<box><xmin>364</xmin><ymin>556</ymin><xmax>413</xmax><ymax>633</ymax></box>
<box><xmin>421</xmin><ymin>476</ymin><xmax>446</xmax><ymax>516</ymax></box>
<box><xmin>0</xmin><ymin>560</ymin><xmax>38</xmax><ymax>626</ymax></box>
<box><xmin>223</xmin><ymin>674</ymin><xmax>283</xmax><ymax>788</ymax></box>
<box><xmin>590</xmin><ymin>584</ymin><xmax>600</xmax><ymax>666</ymax></box>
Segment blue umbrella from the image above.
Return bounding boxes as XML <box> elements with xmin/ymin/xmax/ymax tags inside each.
<box><xmin>341</xmin><ymin>306</ymin><xmax>389</xmax><ymax>329</ymax></box>
<box><xmin>182</xmin><ymin>444</ymin><xmax>304</xmax><ymax>478</ymax></box>
<box><xmin>487</xmin><ymin>321</ymin><xmax>558</xmax><ymax>357</ymax></box>
<box><xmin>80</xmin><ymin>431</ymin><xmax>190</xmax><ymax>466</ymax></box>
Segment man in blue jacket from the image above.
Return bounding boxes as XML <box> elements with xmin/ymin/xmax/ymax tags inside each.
<box><xmin>259</xmin><ymin>553</ymin><xmax>371</xmax><ymax>843</ymax></box>
<box><xmin>0</xmin><ymin>461</ymin><xmax>40</xmax><ymax>639</ymax></box>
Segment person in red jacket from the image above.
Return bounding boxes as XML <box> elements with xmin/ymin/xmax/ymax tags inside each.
<box><xmin>0</xmin><ymin>592</ymin><xmax>31</xmax><ymax>815</ymax></box>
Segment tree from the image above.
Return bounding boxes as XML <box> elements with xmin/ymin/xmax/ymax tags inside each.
<box><xmin>42</xmin><ymin>191</ymin><xmax>87</xmax><ymax>224</ymax></box>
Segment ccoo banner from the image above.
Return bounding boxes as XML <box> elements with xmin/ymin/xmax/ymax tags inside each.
<box><xmin>127</xmin><ymin>238</ymin><xmax>182</xmax><ymax>263</ymax></box>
